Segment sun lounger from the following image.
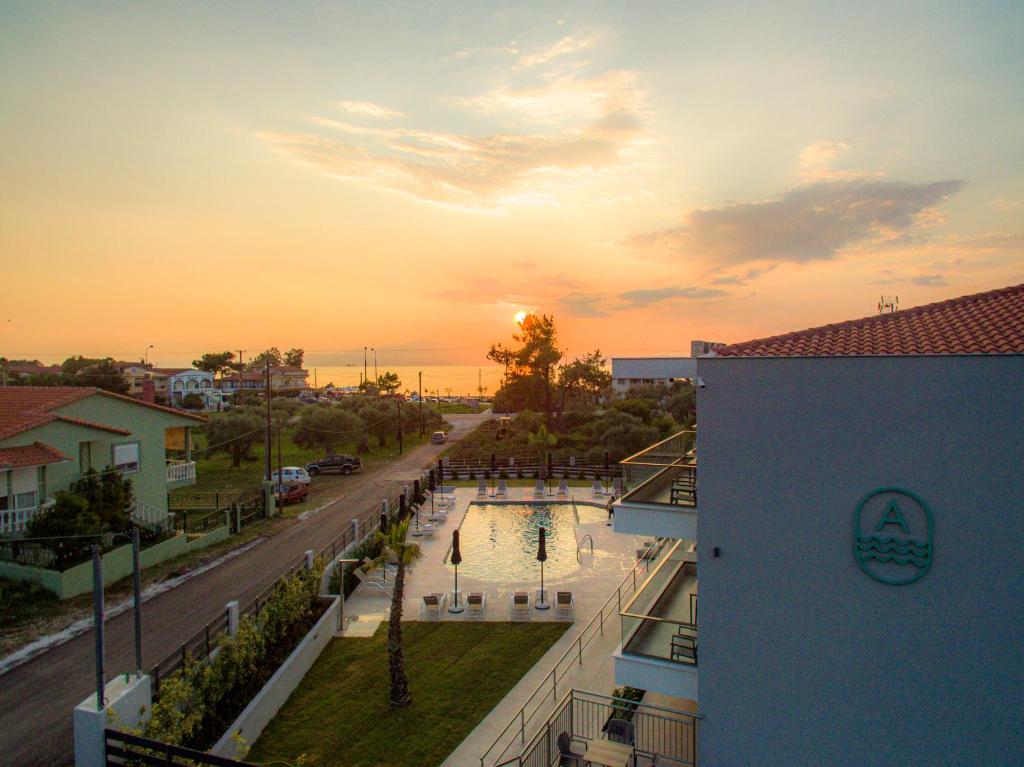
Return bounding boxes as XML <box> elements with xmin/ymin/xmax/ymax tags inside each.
<box><xmin>466</xmin><ymin>592</ymin><xmax>486</xmax><ymax>617</ymax></box>
<box><xmin>554</xmin><ymin>591</ymin><xmax>575</xmax><ymax>620</ymax></box>
<box><xmin>496</xmin><ymin>478</ymin><xmax>508</xmax><ymax>497</ymax></box>
<box><xmin>410</xmin><ymin>523</ymin><xmax>436</xmax><ymax>538</ymax></box>
<box><xmin>477</xmin><ymin>478</ymin><xmax>487</xmax><ymax>497</ymax></box>
<box><xmin>534</xmin><ymin>479</ymin><xmax>545</xmax><ymax>498</ymax></box>
<box><xmin>557</xmin><ymin>478</ymin><xmax>569</xmax><ymax>497</ymax></box>
<box><xmin>511</xmin><ymin>591</ymin><xmax>531</xmax><ymax>620</ymax></box>
<box><xmin>592</xmin><ymin>479</ymin><xmax>605</xmax><ymax>498</ymax></box>
<box><xmin>421</xmin><ymin>592</ymin><xmax>447</xmax><ymax>618</ymax></box>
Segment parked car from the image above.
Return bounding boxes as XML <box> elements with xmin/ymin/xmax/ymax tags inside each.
<box><xmin>431</xmin><ymin>431</ymin><xmax>448</xmax><ymax>444</ymax></box>
<box><xmin>270</xmin><ymin>466</ymin><xmax>312</xmax><ymax>485</ymax></box>
<box><xmin>275</xmin><ymin>481</ymin><xmax>308</xmax><ymax>506</ymax></box>
<box><xmin>305</xmin><ymin>454</ymin><xmax>362</xmax><ymax>476</ymax></box>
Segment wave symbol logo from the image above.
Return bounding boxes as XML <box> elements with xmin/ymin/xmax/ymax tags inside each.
<box><xmin>854</xmin><ymin>488</ymin><xmax>933</xmax><ymax>585</ymax></box>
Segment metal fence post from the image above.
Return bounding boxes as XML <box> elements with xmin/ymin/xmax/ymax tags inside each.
<box><xmin>91</xmin><ymin>545</ymin><xmax>105</xmax><ymax>710</ymax></box>
<box><xmin>551</xmin><ymin>668</ymin><xmax>557</xmax><ymax>701</ymax></box>
<box><xmin>226</xmin><ymin>600</ymin><xmax>240</xmax><ymax>637</ymax></box>
<box><xmin>305</xmin><ymin>549</ymin><xmax>314</xmax><ymax>570</ymax></box>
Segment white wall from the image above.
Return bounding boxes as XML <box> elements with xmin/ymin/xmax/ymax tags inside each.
<box><xmin>695</xmin><ymin>355</ymin><xmax>1024</xmax><ymax>766</ymax></box>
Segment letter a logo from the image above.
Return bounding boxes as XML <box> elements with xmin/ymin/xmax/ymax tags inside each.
<box><xmin>874</xmin><ymin>500</ymin><xmax>910</xmax><ymax>533</ymax></box>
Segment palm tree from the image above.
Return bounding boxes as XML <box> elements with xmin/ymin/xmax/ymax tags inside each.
<box><xmin>362</xmin><ymin>517</ymin><xmax>422</xmax><ymax>706</ymax></box>
<box><xmin>528</xmin><ymin>424</ymin><xmax>557</xmax><ymax>475</ymax></box>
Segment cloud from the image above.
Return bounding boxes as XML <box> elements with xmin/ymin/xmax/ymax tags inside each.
<box><xmin>910</xmin><ymin>273</ymin><xmax>949</xmax><ymax>287</ymax></box>
<box><xmin>710</xmin><ymin>266</ymin><xmax>776</xmax><ymax>286</ymax></box>
<box><xmin>557</xmin><ymin>293</ymin><xmax>610</xmax><ymax>317</ymax></box>
<box><xmin>617</xmin><ymin>286</ymin><xmax>727</xmax><ymax>308</ymax></box>
<box><xmin>628</xmin><ymin>178</ymin><xmax>965</xmax><ymax>266</ymax></box>
<box><xmin>263</xmin><ymin>45</ymin><xmax>646</xmax><ymax>210</ymax></box>
<box><xmin>516</xmin><ymin>35</ymin><xmax>595</xmax><ymax>69</ymax></box>
<box><xmin>336</xmin><ymin>100</ymin><xmax>404</xmax><ymax>119</ymax></box>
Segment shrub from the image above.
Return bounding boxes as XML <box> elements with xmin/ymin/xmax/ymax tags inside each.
<box><xmin>181</xmin><ymin>393</ymin><xmax>205</xmax><ymax>410</ymax></box>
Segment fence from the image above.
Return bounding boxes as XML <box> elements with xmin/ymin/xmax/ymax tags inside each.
<box><xmin>481</xmin><ymin>538</ymin><xmax>670</xmax><ymax>766</ymax></box>
<box><xmin>0</xmin><ymin>529</ymin><xmax>164</xmax><ymax>572</ymax></box>
<box><xmin>150</xmin><ymin>485</ymin><xmax>412</xmax><ymax>698</ymax></box>
<box><xmin>504</xmin><ymin>689</ymin><xmax>699</xmax><ymax>767</ymax></box>
<box><xmin>105</xmin><ymin>729</ymin><xmax>257</xmax><ymax>767</ymax></box>
<box><xmin>440</xmin><ymin>458</ymin><xmax>622</xmax><ymax>482</ymax></box>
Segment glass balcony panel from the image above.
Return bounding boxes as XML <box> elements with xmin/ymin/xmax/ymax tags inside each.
<box><xmin>621</xmin><ymin>541</ymin><xmax>698</xmax><ymax>665</ymax></box>
<box><xmin>620</xmin><ymin>430</ymin><xmax>697</xmax><ymax>509</ymax></box>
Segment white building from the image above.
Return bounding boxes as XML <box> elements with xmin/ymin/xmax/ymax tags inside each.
<box><xmin>612</xmin><ymin>283</ymin><xmax>1024</xmax><ymax>765</ymax></box>
<box><xmin>163</xmin><ymin>368</ymin><xmax>215</xmax><ymax>406</ymax></box>
<box><xmin>610</xmin><ymin>357</ymin><xmax>697</xmax><ymax>394</ymax></box>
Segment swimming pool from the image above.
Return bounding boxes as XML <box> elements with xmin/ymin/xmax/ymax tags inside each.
<box><xmin>446</xmin><ymin>503</ymin><xmax>606</xmax><ymax>583</ymax></box>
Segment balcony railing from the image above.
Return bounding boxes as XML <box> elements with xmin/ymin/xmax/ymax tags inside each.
<box><xmin>166</xmin><ymin>460</ymin><xmax>196</xmax><ymax>484</ymax></box>
<box><xmin>620</xmin><ymin>540</ymin><xmax>699</xmax><ymax>666</ymax></box>
<box><xmin>620</xmin><ymin>430</ymin><xmax>697</xmax><ymax>508</ymax></box>
<box><xmin>0</xmin><ymin>506</ymin><xmax>41</xmax><ymax>535</ymax></box>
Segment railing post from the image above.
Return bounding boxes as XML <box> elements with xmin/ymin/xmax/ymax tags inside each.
<box><xmin>551</xmin><ymin>668</ymin><xmax>557</xmax><ymax>701</ymax></box>
<box><xmin>578</xmin><ymin>634</ymin><xmax>583</xmax><ymax>665</ymax></box>
<box><xmin>226</xmin><ymin>600</ymin><xmax>239</xmax><ymax>637</ymax></box>
<box><xmin>521</xmin><ymin>708</ymin><xmax>525</xmax><ymax>744</ymax></box>
<box><xmin>600</xmin><ymin>607</ymin><xmax>604</xmax><ymax>636</ymax></box>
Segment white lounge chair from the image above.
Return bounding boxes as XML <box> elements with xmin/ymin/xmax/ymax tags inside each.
<box><xmin>496</xmin><ymin>478</ymin><xmax>508</xmax><ymax>498</ymax></box>
<box><xmin>554</xmin><ymin>591</ymin><xmax>575</xmax><ymax>620</ymax></box>
<box><xmin>410</xmin><ymin>523</ymin><xmax>436</xmax><ymax>538</ymax></box>
<box><xmin>466</xmin><ymin>592</ymin><xmax>486</xmax><ymax>618</ymax></box>
<box><xmin>557</xmin><ymin>478</ymin><xmax>569</xmax><ymax>497</ymax></box>
<box><xmin>511</xmin><ymin>591</ymin><xmax>531</xmax><ymax>620</ymax></box>
<box><xmin>534</xmin><ymin>479</ymin><xmax>545</xmax><ymax>498</ymax></box>
<box><xmin>612</xmin><ymin>477</ymin><xmax>623</xmax><ymax>498</ymax></box>
<box><xmin>591</xmin><ymin>479</ymin><xmax>605</xmax><ymax>498</ymax></box>
<box><xmin>421</xmin><ymin>592</ymin><xmax>447</xmax><ymax>618</ymax></box>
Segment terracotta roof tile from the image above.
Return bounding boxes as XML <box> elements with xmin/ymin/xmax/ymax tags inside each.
<box><xmin>716</xmin><ymin>283</ymin><xmax>1024</xmax><ymax>357</ymax></box>
<box><xmin>0</xmin><ymin>441</ymin><xmax>72</xmax><ymax>469</ymax></box>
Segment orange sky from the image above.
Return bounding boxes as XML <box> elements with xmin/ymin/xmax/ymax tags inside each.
<box><xmin>1</xmin><ymin>3</ymin><xmax>1021</xmax><ymax>368</ymax></box>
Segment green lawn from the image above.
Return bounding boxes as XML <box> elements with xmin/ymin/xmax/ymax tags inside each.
<box><xmin>249</xmin><ymin>622</ymin><xmax>568</xmax><ymax>767</ymax></box>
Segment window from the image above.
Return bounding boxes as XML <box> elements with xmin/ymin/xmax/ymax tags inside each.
<box><xmin>0</xmin><ymin>495</ymin><xmax>7</xmax><ymax>511</ymax></box>
<box><xmin>79</xmin><ymin>441</ymin><xmax>92</xmax><ymax>472</ymax></box>
<box><xmin>15</xmin><ymin>491</ymin><xmax>37</xmax><ymax>509</ymax></box>
<box><xmin>113</xmin><ymin>443</ymin><xmax>140</xmax><ymax>474</ymax></box>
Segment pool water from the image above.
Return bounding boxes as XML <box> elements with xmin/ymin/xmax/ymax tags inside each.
<box><xmin>446</xmin><ymin>503</ymin><xmax>604</xmax><ymax>583</ymax></box>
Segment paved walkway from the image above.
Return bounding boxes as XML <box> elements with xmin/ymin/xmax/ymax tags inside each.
<box><xmin>0</xmin><ymin>413</ymin><xmax>489</xmax><ymax>767</ymax></box>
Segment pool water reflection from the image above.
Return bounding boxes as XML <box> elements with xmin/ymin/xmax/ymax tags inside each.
<box><xmin>446</xmin><ymin>503</ymin><xmax>604</xmax><ymax>583</ymax></box>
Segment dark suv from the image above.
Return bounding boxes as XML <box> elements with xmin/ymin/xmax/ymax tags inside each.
<box><xmin>305</xmin><ymin>454</ymin><xmax>362</xmax><ymax>476</ymax></box>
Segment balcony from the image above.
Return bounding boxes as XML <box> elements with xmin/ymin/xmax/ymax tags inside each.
<box><xmin>613</xmin><ymin>430</ymin><xmax>698</xmax><ymax>539</ymax></box>
<box><xmin>615</xmin><ymin>540</ymin><xmax>699</xmax><ymax>701</ymax></box>
<box><xmin>166</xmin><ymin>460</ymin><xmax>196</xmax><ymax>488</ymax></box>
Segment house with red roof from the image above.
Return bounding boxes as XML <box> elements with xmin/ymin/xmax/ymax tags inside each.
<box><xmin>0</xmin><ymin>387</ymin><xmax>205</xmax><ymax>534</ymax></box>
<box><xmin>609</xmin><ymin>283</ymin><xmax>1024</xmax><ymax>765</ymax></box>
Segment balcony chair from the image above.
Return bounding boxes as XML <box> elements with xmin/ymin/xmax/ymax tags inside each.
<box><xmin>557</xmin><ymin>731</ymin><xmax>585</xmax><ymax>766</ymax></box>
<box><xmin>671</xmin><ymin>633</ymin><xmax>698</xmax><ymax>663</ymax></box>
<box><xmin>605</xmin><ymin>718</ymin><xmax>635</xmax><ymax>746</ymax></box>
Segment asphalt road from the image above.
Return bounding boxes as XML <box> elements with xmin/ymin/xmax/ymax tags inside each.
<box><xmin>0</xmin><ymin>412</ymin><xmax>489</xmax><ymax>767</ymax></box>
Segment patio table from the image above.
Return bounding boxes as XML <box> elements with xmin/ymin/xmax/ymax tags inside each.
<box><xmin>582</xmin><ymin>738</ymin><xmax>634</xmax><ymax>767</ymax></box>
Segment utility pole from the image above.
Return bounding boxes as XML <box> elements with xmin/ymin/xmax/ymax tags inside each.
<box><xmin>238</xmin><ymin>350</ymin><xmax>244</xmax><ymax>368</ymax></box>
<box><xmin>478</xmin><ymin>369</ymin><xmax>482</xmax><ymax>397</ymax></box>
<box><xmin>363</xmin><ymin>347</ymin><xmax>367</xmax><ymax>389</ymax></box>
<box><xmin>396</xmin><ymin>398</ymin><xmax>403</xmax><ymax>454</ymax></box>
<box><xmin>264</xmin><ymin>360</ymin><xmax>272</xmax><ymax>483</ymax></box>
<box><xmin>418</xmin><ymin>371</ymin><xmax>424</xmax><ymax>437</ymax></box>
<box><xmin>372</xmin><ymin>348</ymin><xmax>378</xmax><ymax>387</ymax></box>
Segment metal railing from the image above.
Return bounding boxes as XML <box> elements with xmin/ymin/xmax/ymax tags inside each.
<box><xmin>504</xmin><ymin>689</ymin><xmax>699</xmax><ymax>767</ymax></box>
<box><xmin>576</xmin><ymin>535</ymin><xmax>593</xmax><ymax>563</ymax></box>
<box><xmin>480</xmin><ymin>538</ymin><xmax>669</xmax><ymax>767</ymax></box>
<box><xmin>620</xmin><ymin>541</ymin><xmax>699</xmax><ymax>666</ymax></box>
<box><xmin>619</xmin><ymin>430</ymin><xmax>698</xmax><ymax>509</ymax></box>
<box><xmin>105</xmin><ymin>728</ymin><xmax>257</xmax><ymax>766</ymax></box>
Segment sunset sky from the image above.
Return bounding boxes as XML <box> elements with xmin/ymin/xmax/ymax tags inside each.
<box><xmin>1</xmin><ymin>2</ymin><xmax>1021</xmax><ymax>368</ymax></box>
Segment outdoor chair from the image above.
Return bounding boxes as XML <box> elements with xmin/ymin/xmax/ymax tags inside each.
<box><xmin>558</xmin><ymin>478</ymin><xmax>569</xmax><ymax>497</ymax></box>
<box><xmin>605</xmin><ymin>718</ymin><xmax>635</xmax><ymax>746</ymax></box>
<box><xmin>477</xmin><ymin>479</ymin><xmax>487</xmax><ymax>498</ymax></box>
<box><xmin>466</xmin><ymin>592</ymin><xmax>486</xmax><ymax>617</ymax></box>
<box><xmin>410</xmin><ymin>522</ymin><xmax>436</xmax><ymax>538</ymax></box>
<box><xmin>557</xmin><ymin>731</ymin><xmax>584</xmax><ymax>766</ymax></box>
<box><xmin>534</xmin><ymin>479</ymin><xmax>546</xmax><ymax>498</ymax></box>
<box><xmin>554</xmin><ymin>591</ymin><xmax>575</xmax><ymax>620</ymax></box>
<box><xmin>671</xmin><ymin>633</ymin><xmax>698</xmax><ymax>663</ymax></box>
<box><xmin>511</xmin><ymin>591</ymin><xmax>531</xmax><ymax>620</ymax></box>
<box><xmin>591</xmin><ymin>479</ymin><xmax>605</xmax><ymax>497</ymax></box>
<box><xmin>421</xmin><ymin>592</ymin><xmax>447</xmax><ymax>618</ymax></box>
<box><xmin>496</xmin><ymin>479</ymin><xmax>508</xmax><ymax>497</ymax></box>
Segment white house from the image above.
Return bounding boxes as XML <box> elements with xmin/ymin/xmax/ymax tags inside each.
<box><xmin>612</xmin><ymin>283</ymin><xmax>1024</xmax><ymax>765</ymax></box>
<box><xmin>610</xmin><ymin>357</ymin><xmax>697</xmax><ymax>394</ymax></box>
<box><xmin>162</xmin><ymin>368</ymin><xmax>215</xmax><ymax>406</ymax></box>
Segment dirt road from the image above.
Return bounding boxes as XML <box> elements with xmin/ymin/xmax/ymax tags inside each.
<box><xmin>0</xmin><ymin>412</ymin><xmax>488</xmax><ymax>767</ymax></box>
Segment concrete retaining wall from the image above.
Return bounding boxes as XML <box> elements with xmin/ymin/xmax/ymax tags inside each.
<box><xmin>212</xmin><ymin>596</ymin><xmax>341</xmax><ymax>759</ymax></box>
<box><xmin>0</xmin><ymin>524</ymin><xmax>230</xmax><ymax>599</ymax></box>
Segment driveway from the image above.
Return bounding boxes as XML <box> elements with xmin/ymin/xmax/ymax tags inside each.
<box><xmin>0</xmin><ymin>411</ymin><xmax>490</xmax><ymax>767</ymax></box>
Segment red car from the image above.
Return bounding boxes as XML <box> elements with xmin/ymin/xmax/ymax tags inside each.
<box><xmin>275</xmin><ymin>482</ymin><xmax>308</xmax><ymax>506</ymax></box>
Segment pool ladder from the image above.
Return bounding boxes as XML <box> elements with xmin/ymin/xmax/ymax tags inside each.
<box><xmin>576</xmin><ymin>534</ymin><xmax>594</xmax><ymax>563</ymax></box>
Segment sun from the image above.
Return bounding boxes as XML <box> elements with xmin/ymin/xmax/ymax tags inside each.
<box><xmin>514</xmin><ymin>310</ymin><xmax>528</xmax><ymax>326</ymax></box>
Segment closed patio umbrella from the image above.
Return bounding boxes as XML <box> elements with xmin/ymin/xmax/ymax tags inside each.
<box><xmin>449</xmin><ymin>529</ymin><xmax>464</xmax><ymax>613</ymax></box>
<box><xmin>536</xmin><ymin>526</ymin><xmax>550</xmax><ymax>609</ymax></box>
<box><xmin>428</xmin><ymin>469</ymin><xmax>436</xmax><ymax>516</ymax></box>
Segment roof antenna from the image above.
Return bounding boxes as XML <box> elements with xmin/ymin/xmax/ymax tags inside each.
<box><xmin>878</xmin><ymin>295</ymin><xmax>899</xmax><ymax>314</ymax></box>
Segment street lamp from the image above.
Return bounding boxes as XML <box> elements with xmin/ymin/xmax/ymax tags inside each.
<box><xmin>371</xmin><ymin>347</ymin><xmax>377</xmax><ymax>388</ymax></box>
<box><xmin>144</xmin><ymin>344</ymin><xmax>154</xmax><ymax>365</ymax></box>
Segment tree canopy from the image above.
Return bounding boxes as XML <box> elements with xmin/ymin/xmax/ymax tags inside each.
<box><xmin>376</xmin><ymin>371</ymin><xmax>401</xmax><ymax>395</ymax></box>
<box><xmin>203</xmin><ymin>411</ymin><xmax>264</xmax><ymax>467</ymax></box>
<box><xmin>192</xmin><ymin>351</ymin><xmax>237</xmax><ymax>374</ymax></box>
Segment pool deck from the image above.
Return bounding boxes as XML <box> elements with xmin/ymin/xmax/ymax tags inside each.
<box><xmin>342</xmin><ymin>487</ymin><xmax>647</xmax><ymax>626</ymax></box>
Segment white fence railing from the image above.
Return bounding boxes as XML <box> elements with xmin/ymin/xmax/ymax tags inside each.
<box><xmin>0</xmin><ymin>506</ymin><xmax>41</xmax><ymax>534</ymax></box>
<box><xmin>166</xmin><ymin>460</ymin><xmax>196</xmax><ymax>483</ymax></box>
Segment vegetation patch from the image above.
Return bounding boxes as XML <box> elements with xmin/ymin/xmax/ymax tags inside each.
<box><xmin>249</xmin><ymin>621</ymin><xmax>569</xmax><ymax>767</ymax></box>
